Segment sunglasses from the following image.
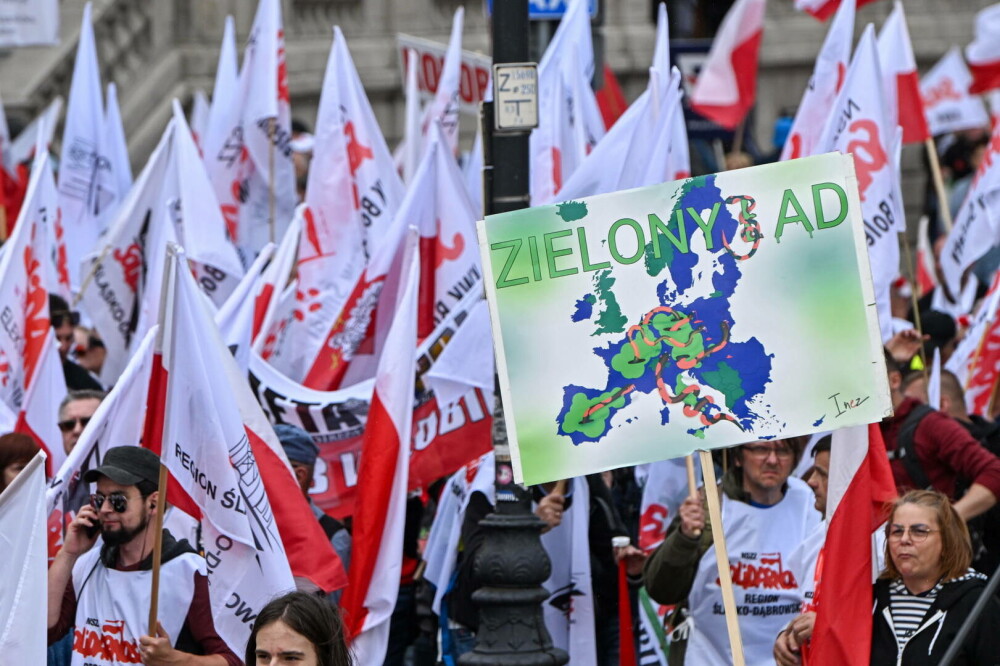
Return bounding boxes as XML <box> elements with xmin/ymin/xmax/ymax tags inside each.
<box><xmin>90</xmin><ymin>491</ymin><xmax>130</xmax><ymax>513</ymax></box>
<box><xmin>58</xmin><ymin>416</ymin><xmax>91</xmax><ymax>433</ymax></box>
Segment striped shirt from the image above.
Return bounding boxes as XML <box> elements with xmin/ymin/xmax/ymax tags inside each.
<box><xmin>888</xmin><ymin>570</ymin><xmax>985</xmax><ymax>646</ymax></box>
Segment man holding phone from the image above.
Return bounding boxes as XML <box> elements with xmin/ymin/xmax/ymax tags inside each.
<box><xmin>46</xmin><ymin>446</ymin><xmax>239</xmax><ymax>666</ymax></box>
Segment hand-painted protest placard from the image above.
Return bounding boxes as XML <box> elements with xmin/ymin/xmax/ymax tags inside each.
<box><xmin>479</xmin><ymin>152</ymin><xmax>891</xmax><ymax>485</ymax></box>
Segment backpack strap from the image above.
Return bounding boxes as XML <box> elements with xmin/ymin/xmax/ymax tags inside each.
<box><xmin>318</xmin><ymin>512</ymin><xmax>344</xmax><ymax>541</ymax></box>
<box><xmin>891</xmin><ymin>403</ymin><xmax>935</xmax><ymax>490</ymax></box>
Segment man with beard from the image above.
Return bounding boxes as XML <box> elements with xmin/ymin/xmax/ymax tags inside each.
<box><xmin>46</xmin><ymin>446</ymin><xmax>240</xmax><ymax>665</ymax></box>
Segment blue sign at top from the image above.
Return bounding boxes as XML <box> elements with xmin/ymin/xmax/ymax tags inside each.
<box><xmin>486</xmin><ymin>0</ymin><xmax>598</xmax><ymax>20</ymax></box>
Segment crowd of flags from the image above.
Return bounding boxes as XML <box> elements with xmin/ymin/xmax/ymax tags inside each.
<box><xmin>1</xmin><ymin>0</ymin><xmax>1000</xmax><ymax>662</ymax></box>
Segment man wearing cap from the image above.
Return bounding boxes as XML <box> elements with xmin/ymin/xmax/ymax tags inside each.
<box><xmin>274</xmin><ymin>424</ymin><xmax>352</xmax><ymax>577</ymax></box>
<box><xmin>47</xmin><ymin>446</ymin><xmax>241</xmax><ymax>665</ymax></box>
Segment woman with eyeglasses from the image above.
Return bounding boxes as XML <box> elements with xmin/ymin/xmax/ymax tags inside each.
<box><xmin>871</xmin><ymin>489</ymin><xmax>1000</xmax><ymax>664</ymax></box>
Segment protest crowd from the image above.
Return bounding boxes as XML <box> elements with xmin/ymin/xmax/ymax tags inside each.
<box><xmin>7</xmin><ymin>0</ymin><xmax>1000</xmax><ymax>664</ymax></box>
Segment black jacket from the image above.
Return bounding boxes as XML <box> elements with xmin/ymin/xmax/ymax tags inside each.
<box><xmin>871</xmin><ymin>574</ymin><xmax>1000</xmax><ymax>665</ymax></box>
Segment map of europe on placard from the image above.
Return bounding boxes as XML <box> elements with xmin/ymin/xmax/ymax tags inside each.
<box><xmin>479</xmin><ymin>153</ymin><xmax>892</xmax><ymax>485</ymax></box>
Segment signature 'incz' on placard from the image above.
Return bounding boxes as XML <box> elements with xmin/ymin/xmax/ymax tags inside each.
<box><xmin>829</xmin><ymin>392</ymin><xmax>870</xmax><ymax>418</ymax></box>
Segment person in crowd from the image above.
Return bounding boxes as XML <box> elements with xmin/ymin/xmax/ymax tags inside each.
<box><xmin>47</xmin><ymin>446</ymin><xmax>240</xmax><ymax>665</ymax></box>
<box><xmin>49</xmin><ymin>294</ymin><xmax>102</xmax><ymax>392</ymax></box>
<box><xmin>273</xmin><ymin>424</ymin><xmax>351</xmax><ymax>575</ymax></box>
<box><xmin>0</xmin><ymin>431</ymin><xmax>39</xmax><ymax>493</ymax></box>
<box><xmin>57</xmin><ymin>389</ymin><xmax>105</xmax><ymax>455</ymax></box>
<box><xmin>244</xmin><ymin>591</ymin><xmax>353</xmax><ymax>666</ymax></box>
<box><xmin>773</xmin><ymin>436</ymin><xmax>832</xmax><ymax>666</ymax></box>
<box><xmin>881</xmin><ymin>350</ymin><xmax>1000</xmax><ymax>521</ymax></box>
<box><xmin>73</xmin><ymin>326</ymin><xmax>107</xmax><ymax>381</ymax></box>
<box><xmin>871</xmin><ymin>490</ymin><xmax>1000</xmax><ymax>663</ymax></box>
<box><xmin>446</xmin><ymin>473</ymin><xmax>637</xmax><ymax>665</ymax></box>
<box><xmin>643</xmin><ymin>439</ymin><xmax>821</xmax><ymax>665</ymax></box>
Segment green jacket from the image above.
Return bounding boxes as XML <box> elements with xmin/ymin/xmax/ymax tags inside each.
<box><xmin>642</xmin><ymin>466</ymin><xmax>750</xmax><ymax>605</ymax></box>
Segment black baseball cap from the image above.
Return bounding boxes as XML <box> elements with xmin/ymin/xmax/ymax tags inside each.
<box><xmin>83</xmin><ymin>446</ymin><xmax>161</xmax><ymax>486</ymax></box>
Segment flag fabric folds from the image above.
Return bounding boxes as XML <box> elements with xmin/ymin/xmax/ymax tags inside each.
<box><xmin>341</xmin><ymin>229</ymin><xmax>419</xmax><ymax>662</ymax></box>
<box><xmin>0</xmin><ymin>451</ymin><xmax>48</xmax><ymax>664</ymax></box>
<box><xmin>921</xmin><ymin>47</ymin><xmax>990</xmax><ymax>136</ymax></box>
<box><xmin>876</xmin><ymin>1</ymin><xmax>930</xmax><ymax>144</ymax></box>
<box><xmin>781</xmin><ymin>0</ymin><xmax>854</xmax><ymax>161</ymax></box>
<box><xmin>689</xmin><ymin>0</ymin><xmax>767</xmax><ymax>130</ymax></box>
<box><xmin>967</xmin><ymin>4</ymin><xmax>1000</xmax><ymax>94</ymax></box>
<box><xmin>806</xmin><ymin>424</ymin><xmax>896</xmax><ymax>665</ymax></box>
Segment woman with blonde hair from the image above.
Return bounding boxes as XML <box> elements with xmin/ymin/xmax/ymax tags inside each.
<box><xmin>871</xmin><ymin>489</ymin><xmax>1000</xmax><ymax>664</ymax></box>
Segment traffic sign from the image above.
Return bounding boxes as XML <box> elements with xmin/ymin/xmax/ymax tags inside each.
<box><xmin>485</xmin><ymin>0</ymin><xmax>598</xmax><ymax>20</ymax></box>
<box><xmin>493</xmin><ymin>63</ymin><xmax>539</xmax><ymax>131</ymax></box>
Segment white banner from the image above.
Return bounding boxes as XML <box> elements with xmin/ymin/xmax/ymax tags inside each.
<box><xmin>397</xmin><ymin>33</ymin><xmax>491</xmax><ymax>114</ymax></box>
<box><xmin>0</xmin><ymin>0</ymin><xmax>57</xmax><ymax>47</ymax></box>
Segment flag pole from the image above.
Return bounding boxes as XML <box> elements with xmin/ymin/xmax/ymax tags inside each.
<box><xmin>925</xmin><ymin>138</ymin><xmax>953</xmax><ymax>232</ymax></box>
<box><xmin>147</xmin><ymin>244</ymin><xmax>179</xmax><ymax>634</ymax></box>
<box><xmin>698</xmin><ymin>448</ymin><xmax>746</xmax><ymax>666</ymax></box>
<box><xmin>900</xmin><ymin>235</ymin><xmax>929</xmax><ymax>378</ymax></box>
<box><xmin>71</xmin><ymin>244</ymin><xmax>113</xmax><ymax>308</ymax></box>
<box><xmin>268</xmin><ymin>118</ymin><xmax>276</xmax><ymax>245</ymax></box>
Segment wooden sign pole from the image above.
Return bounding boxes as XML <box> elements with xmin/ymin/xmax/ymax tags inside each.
<box><xmin>699</xmin><ymin>449</ymin><xmax>747</xmax><ymax>666</ymax></box>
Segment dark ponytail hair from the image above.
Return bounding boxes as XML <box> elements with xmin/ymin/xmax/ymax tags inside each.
<box><xmin>244</xmin><ymin>591</ymin><xmax>352</xmax><ymax>666</ymax></box>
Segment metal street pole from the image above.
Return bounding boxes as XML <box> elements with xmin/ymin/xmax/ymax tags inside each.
<box><xmin>461</xmin><ymin>1</ymin><xmax>567</xmax><ymax>664</ymax></box>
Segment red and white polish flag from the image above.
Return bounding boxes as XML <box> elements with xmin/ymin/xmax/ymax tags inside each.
<box><xmin>805</xmin><ymin>424</ymin><xmax>896</xmax><ymax>665</ymax></box>
<box><xmin>689</xmin><ymin>0</ymin><xmax>766</xmax><ymax>131</ymax></box>
<box><xmin>794</xmin><ymin>0</ymin><xmax>876</xmax><ymax>22</ymax></box>
<box><xmin>921</xmin><ymin>47</ymin><xmax>990</xmax><ymax>137</ymax></box>
<box><xmin>781</xmin><ymin>0</ymin><xmax>854</xmax><ymax>161</ymax></box>
<box><xmin>150</xmin><ymin>244</ymin><xmax>345</xmax><ymax>651</ymax></box>
<box><xmin>967</xmin><ymin>4</ymin><xmax>1000</xmax><ymax>94</ymax></box>
<box><xmin>876</xmin><ymin>1</ymin><xmax>930</xmax><ymax>144</ymax></box>
<box><xmin>0</xmin><ymin>151</ymin><xmax>67</xmax><ymax>475</ymax></box>
<box><xmin>340</xmin><ymin>229</ymin><xmax>419</xmax><ymax>663</ymax></box>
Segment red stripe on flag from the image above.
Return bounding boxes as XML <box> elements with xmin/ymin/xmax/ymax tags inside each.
<box><xmin>340</xmin><ymin>393</ymin><xmax>399</xmax><ymax>638</ymax></box>
<box><xmin>898</xmin><ymin>72</ymin><xmax>930</xmax><ymax>144</ymax></box>
<box><xmin>245</xmin><ymin>426</ymin><xmax>348</xmax><ymax>593</ymax></box>
<box><xmin>141</xmin><ymin>356</ymin><xmax>201</xmax><ymax>520</ymax></box>
<box><xmin>597</xmin><ymin>64</ymin><xmax>628</xmax><ymax>130</ymax></box>
<box><xmin>804</xmin><ymin>0</ymin><xmax>880</xmax><ymax>22</ymax></box>
<box><xmin>970</xmin><ymin>60</ymin><xmax>1000</xmax><ymax>94</ymax></box>
<box><xmin>691</xmin><ymin>31</ymin><xmax>762</xmax><ymax>130</ymax></box>
<box><xmin>804</xmin><ymin>424</ymin><xmax>896</xmax><ymax>665</ymax></box>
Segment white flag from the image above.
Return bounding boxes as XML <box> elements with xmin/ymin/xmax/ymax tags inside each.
<box><xmin>420</xmin><ymin>8</ymin><xmax>464</xmax><ymax>155</ymax></box>
<box><xmin>95</xmin><ymin>83</ymin><xmax>133</xmax><ymax>236</ymax></box>
<box><xmin>263</xmin><ymin>26</ymin><xmax>406</xmax><ymax>389</ymax></box>
<box><xmin>9</xmin><ymin>96</ymin><xmax>61</xmax><ymax>170</ymax></box>
<box><xmin>0</xmin><ymin>451</ymin><xmax>47</xmax><ymax>663</ymax></box>
<box><xmin>781</xmin><ymin>0</ymin><xmax>854</xmax><ymax>160</ymax></box>
<box><xmin>921</xmin><ymin>47</ymin><xmax>990</xmax><ymax>137</ymax></box>
<box><xmin>157</xmin><ymin>245</ymin><xmax>295</xmax><ymax>652</ymax></box>
<box><xmin>239</xmin><ymin>0</ymin><xmax>296</xmax><ymax>255</ymax></box>
<box><xmin>0</xmin><ymin>151</ymin><xmax>67</xmax><ymax>474</ymax></box>
<box><xmin>815</xmin><ymin>24</ymin><xmax>903</xmax><ymax>343</ymax></box>
<box><xmin>190</xmin><ymin>89</ymin><xmax>210</xmax><ymax>150</ymax></box>
<box><xmin>530</xmin><ymin>0</ymin><xmax>605</xmax><ymax>204</ymax></box>
<box><xmin>58</xmin><ymin>2</ymin><xmax>106</xmax><ymax>289</ymax></box>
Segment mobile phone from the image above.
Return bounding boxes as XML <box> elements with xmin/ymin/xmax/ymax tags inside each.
<box><xmin>85</xmin><ymin>520</ymin><xmax>100</xmax><ymax>538</ymax></box>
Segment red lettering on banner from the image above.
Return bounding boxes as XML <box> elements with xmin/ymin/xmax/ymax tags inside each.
<box><xmin>344</xmin><ymin>122</ymin><xmax>374</xmax><ymax>210</ymax></box>
<box><xmin>845</xmin><ymin>119</ymin><xmax>888</xmax><ymax>201</ymax></box>
<box><xmin>22</xmin><ymin>242</ymin><xmax>48</xmax><ymax>381</ymax></box>
<box><xmin>73</xmin><ymin>620</ymin><xmax>142</xmax><ymax>663</ymax></box>
<box><xmin>312</xmin><ymin>389</ymin><xmax>492</xmax><ymax>518</ymax></box>
<box><xmin>787</xmin><ymin>133</ymin><xmax>803</xmax><ymax>161</ymax></box>
<box><xmin>53</xmin><ymin>209</ymin><xmax>71</xmax><ymax>291</ymax></box>
<box><xmin>277</xmin><ymin>30</ymin><xmax>290</xmax><ymax>105</ymax></box>
<box><xmin>0</xmin><ymin>349</ymin><xmax>9</xmax><ymax>387</ymax></box>
<box><xmin>639</xmin><ymin>503</ymin><xmax>669</xmax><ymax>552</ymax></box>
<box><xmin>922</xmin><ymin>78</ymin><xmax>961</xmax><ymax>108</ymax></box>
<box><xmin>113</xmin><ymin>244</ymin><xmax>142</xmax><ymax>294</ymax></box>
<box><xmin>422</xmin><ymin>53</ymin><xmax>443</xmax><ymax>94</ymax></box>
<box><xmin>221</xmin><ymin>204</ymin><xmax>239</xmax><ymax>242</ymax></box>
<box><xmin>717</xmin><ymin>552</ymin><xmax>798</xmax><ymax>590</ymax></box>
